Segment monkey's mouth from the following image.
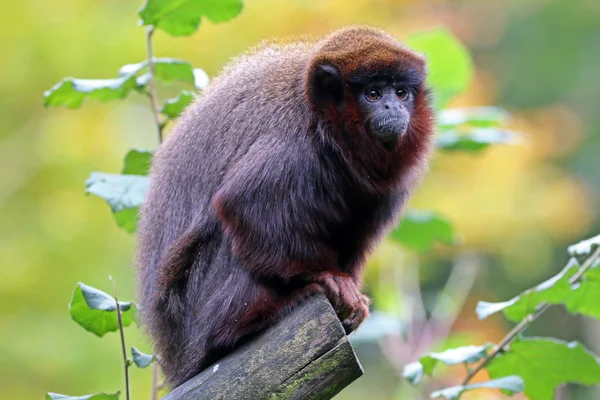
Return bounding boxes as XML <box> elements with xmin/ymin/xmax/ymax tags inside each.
<box><xmin>370</xmin><ymin>116</ymin><xmax>408</xmax><ymax>143</ymax></box>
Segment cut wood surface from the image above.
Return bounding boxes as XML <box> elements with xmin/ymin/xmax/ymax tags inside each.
<box><xmin>163</xmin><ymin>293</ymin><xmax>363</xmax><ymax>400</ymax></box>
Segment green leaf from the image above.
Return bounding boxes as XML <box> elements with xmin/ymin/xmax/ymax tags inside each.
<box><xmin>487</xmin><ymin>338</ymin><xmax>600</xmax><ymax>400</ymax></box>
<box><xmin>405</xmin><ymin>29</ymin><xmax>473</xmax><ymax>109</ymax></box>
<box><xmin>403</xmin><ymin>361</ymin><xmax>424</xmax><ymax>385</ymax></box>
<box><xmin>476</xmin><ymin>258</ymin><xmax>579</xmax><ymax>321</ymax></box>
<box><xmin>139</xmin><ymin>0</ymin><xmax>244</xmax><ymax>37</ymax></box>
<box><xmin>120</xmin><ymin>58</ymin><xmax>196</xmax><ymax>86</ymax></box>
<box><xmin>403</xmin><ymin>344</ymin><xmax>491</xmax><ymax>385</ymax></box>
<box><xmin>122</xmin><ymin>149</ymin><xmax>154</xmax><ymax>176</ymax></box>
<box><xmin>390</xmin><ymin>210</ymin><xmax>456</xmax><ymax>252</ymax></box>
<box><xmin>564</xmin><ymin>261</ymin><xmax>600</xmax><ymax>319</ymax></box>
<box><xmin>46</xmin><ymin>392</ymin><xmax>120</xmax><ymax>400</ymax></box>
<box><xmin>568</xmin><ymin>234</ymin><xmax>600</xmax><ymax>257</ymax></box>
<box><xmin>131</xmin><ymin>347</ymin><xmax>156</xmax><ymax>368</ymax></box>
<box><xmin>430</xmin><ymin>376</ymin><xmax>524</xmax><ymax>400</ymax></box>
<box><xmin>43</xmin><ymin>76</ymin><xmax>138</xmax><ymax>109</ymax></box>
<box><xmin>436</xmin><ymin>128</ymin><xmax>520</xmax><ymax>152</ymax></box>
<box><xmin>69</xmin><ymin>283</ymin><xmax>136</xmax><ymax>337</ymax></box>
<box><xmin>85</xmin><ymin>172</ymin><xmax>149</xmax><ymax>233</ymax></box>
<box><xmin>438</xmin><ymin>107</ymin><xmax>510</xmax><ymax>129</ymax></box>
<box><xmin>160</xmin><ymin>90</ymin><xmax>195</xmax><ymax>119</ymax></box>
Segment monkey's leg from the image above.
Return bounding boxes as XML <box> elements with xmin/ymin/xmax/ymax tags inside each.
<box><xmin>313</xmin><ymin>272</ymin><xmax>370</xmax><ymax>334</ymax></box>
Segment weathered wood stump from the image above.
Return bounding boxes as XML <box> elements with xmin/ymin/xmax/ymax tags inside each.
<box><xmin>163</xmin><ymin>293</ymin><xmax>363</xmax><ymax>400</ymax></box>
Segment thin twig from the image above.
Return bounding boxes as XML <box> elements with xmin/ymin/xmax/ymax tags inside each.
<box><xmin>145</xmin><ymin>26</ymin><xmax>163</xmax><ymax>144</ymax></box>
<box><xmin>462</xmin><ymin>245</ymin><xmax>600</xmax><ymax>385</ymax></box>
<box><xmin>151</xmin><ymin>359</ymin><xmax>159</xmax><ymax>400</ymax></box>
<box><xmin>109</xmin><ymin>275</ymin><xmax>131</xmax><ymax>400</ymax></box>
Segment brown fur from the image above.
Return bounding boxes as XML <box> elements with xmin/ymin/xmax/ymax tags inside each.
<box><xmin>136</xmin><ymin>26</ymin><xmax>434</xmax><ymax>388</ymax></box>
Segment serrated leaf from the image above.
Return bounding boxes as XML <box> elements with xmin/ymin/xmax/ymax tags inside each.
<box><xmin>160</xmin><ymin>90</ymin><xmax>195</xmax><ymax>119</ymax></box>
<box><xmin>46</xmin><ymin>392</ymin><xmax>120</xmax><ymax>400</ymax></box>
<box><xmin>139</xmin><ymin>0</ymin><xmax>244</xmax><ymax>37</ymax></box>
<box><xmin>430</xmin><ymin>376</ymin><xmax>524</xmax><ymax>400</ymax></box>
<box><xmin>436</xmin><ymin>128</ymin><xmax>520</xmax><ymax>152</ymax></box>
<box><xmin>131</xmin><ymin>347</ymin><xmax>156</xmax><ymax>368</ymax></box>
<box><xmin>405</xmin><ymin>29</ymin><xmax>473</xmax><ymax>109</ymax></box>
<box><xmin>85</xmin><ymin>172</ymin><xmax>149</xmax><ymax>233</ymax></box>
<box><xmin>69</xmin><ymin>283</ymin><xmax>136</xmax><ymax>337</ymax></box>
<box><xmin>122</xmin><ymin>149</ymin><xmax>154</xmax><ymax>176</ymax></box>
<box><xmin>476</xmin><ymin>259</ymin><xmax>580</xmax><ymax>321</ymax></box>
<box><xmin>568</xmin><ymin>234</ymin><xmax>600</xmax><ymax>256</ymax></box>
<box><xmin>438</xmin><ymin>107</ymin><xmax>510</xmax><ymax>129</ymax></box>
<box><xmin>402</xmin><ymin>344</ymin><xmax>491</xmax><ymax>385</ymax></box>
<box><xmin>120</xmin><ymin>58</ymin><xmax>195</xmax><ymax>86</ymax></box>
<box><xmin>43</xmin><ymin>75</ymin><xmax>138</xmax><ymax>109</ymax></box>
<box><xmin>390</xmin><ymin>210</ymin><xmax>456</xmax><ymax>252</ymax></box>
<box><xmin>487</xmin><ymin>338</ymin><xmax>600</xmax><ymax>400</ymax></box>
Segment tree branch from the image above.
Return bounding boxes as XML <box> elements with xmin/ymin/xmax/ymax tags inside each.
<box><xmin>145</xmin><ymin>26</ymin><xmax>163</xmax><ymax>144</ymax></box>
<box><xmin>462</xmin><ymin>245</ymin><xmax>600</xmax><ymax>385</ymax></box>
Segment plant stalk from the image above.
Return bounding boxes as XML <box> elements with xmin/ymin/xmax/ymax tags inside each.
<box><xmin>462</xmin><ymin>245</ymin><xmax>600</xmax><ymax>385</ymax></box>
<box><xmin>145</xmin><ymin>25</ymin><xmax>163</xmax><ymax>144</ymax></box>
<box><xmin>110</xmin><ymin>275</ymin><xmax>131</xmax><ymax>400</ymax></box>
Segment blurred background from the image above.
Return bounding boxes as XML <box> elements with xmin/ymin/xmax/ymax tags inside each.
<box><xmin>1</xmin><ymin>0</ymin><xmax>599</xmax><ymax>399</ymax></box>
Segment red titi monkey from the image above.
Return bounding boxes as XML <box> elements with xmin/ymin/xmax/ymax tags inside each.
<box><xmin>136</xmin><ymin>26</ymin><xmax>434</xmax><ymax>388</ymax></box>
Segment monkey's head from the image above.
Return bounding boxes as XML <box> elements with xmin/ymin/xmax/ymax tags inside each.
<box><xmin>306</xmin><ymin>26</ymin><xmax>431</xmax><ymax>150</ymax></box>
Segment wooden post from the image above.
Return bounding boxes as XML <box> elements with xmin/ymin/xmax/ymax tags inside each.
<box><xmin>162</xmin><ymin>293</ymin><xmax>363</xmax><ymax>400</ymax></box>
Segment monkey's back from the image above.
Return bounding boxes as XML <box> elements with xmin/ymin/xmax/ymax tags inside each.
<box><xmin>136</xmin><ymin>41</ymin><xmax>316</xmax><ymax>325</ymax></box>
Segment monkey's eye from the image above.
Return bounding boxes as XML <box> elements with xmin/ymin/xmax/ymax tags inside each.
<box><xmin>396</xmin><ymin>88</ymin><xmax>409</xmax><ymax>100</ymax></box>
<box><xmin>365</xmin><ymin>88</ymin><xmax>382</xmax><ymax>101</ymax></box>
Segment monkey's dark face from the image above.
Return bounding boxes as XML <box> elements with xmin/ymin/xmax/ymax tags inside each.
<box><xmin>354</xmin><ymin>80</ymin><xmax>414</xmax><ymax>144</ymax></box>
<box><xmin>308</xmin><ymin>63</ymin><xmax>425</xmax><ymax>148</ymax></box>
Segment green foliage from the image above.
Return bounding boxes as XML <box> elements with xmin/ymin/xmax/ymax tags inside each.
<box><xmin>120</xmin><ymin>58</ymin><xmax>197</xmax><ymax>86</ymax></box>
<box><xmin>568</xmin><ymin>234</ymin><xmax>600</xmax><ymax>257</ymax></box>
<box><xmin>161</xmin><ymin>90</ymin><xmax>195</xmax><ymax>119</ymax></box>
<box><xmin>390</xmin><ymin>210</ymin><xmax>456</xmax><ymax>252</ymax></box>
<box><xmin>43</xmin><ymin>76</ymin><xmax>139</xmax><ymax>109</ymax></box>
<box><xmin>436</xmin><ymin>107</ymin><xmax>520</xmax><ymax>152</ymax></box>
<box><xmin>403</xmin><ymin>344</ymin><xmax>492</xmax><ymax>385</ymax></box>
<box><xmin>46</xmin><ymin>393</ymin><xmax>120</xmax><ymax>400</ymax></box>
<box><xmin>406</xmin><ymin>234</ymin><xmax>600</xmax><ymax>399</ymax></box>
<box><xmin>139</xmin><ymin>0</ymin><xmax>244</xmax><ymax>36</ymax></box>
<box><xmin>131</xmin><ymin>347</ymin><xmax>155</xmax><ymax>368</ymax></box>
<box><xmin>406</xmin><ymin>29</ymin><xmax>473</xmax><ymax>109</ymax></box>
<box><xmin>476</xmin><ymin>258</ymin><xmax>579</xmax><ymax>321</ymax></box>
<box><xmin>122</xmin><ymin>149</ymin><xmax>154</xmax><ymax>176</ymax></box>
<box><xmin>430</xmin><ymin>376</ymin><xmax>524</xmax><ymax>400</ymax></box>
<box><xmin>436</xmin><ymin>128</ymin><xmax>519</xmax><ymax>152</ymax></box>
<box><xmin>487</xmin><ymin>338</ymin><xmax>600</xmax><ymax>400</ymax></box>
<box><xmin>69</xmin><ymin>283</ymin><xmax>136</xmax><ymax>337</ymax></box>
<box><xmin>85</xmin><ymin>173</ymin><xmax>149</xmax><ymax>233</ymax></box>
<box><xmin>477</xmin><ymin>257</ymin><xmax>600</xmax><ymax>322</ymax></box>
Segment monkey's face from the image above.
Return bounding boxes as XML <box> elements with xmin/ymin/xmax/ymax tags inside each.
<box><xmin>354</xmin><ymin>80</ymin><xmax>414</xmax><ymax>145</ymax></box>
<box><xmin>308</xmin><ymin>63</ymin><xmax>425</xmax><ymax>148</ymax></box>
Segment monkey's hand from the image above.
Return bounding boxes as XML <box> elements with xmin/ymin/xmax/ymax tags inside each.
<box><xmin>314</xmin><ymin>272</ymin><xmax>370</xmax><ymax>334</ymax></box>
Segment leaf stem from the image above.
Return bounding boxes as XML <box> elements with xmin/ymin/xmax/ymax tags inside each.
<box><xmin>109</xmin><ymin>275</ymin><xmax>131</xmax><ymax>400</ymax></box>
<box><xmin>462</xmin><ymin>245</ymin><xmax>600</xmax><ymax>385</ymax></box>
<box><xmin>151</xmin><ymin>359</ymin><xmax>159</xmax><ymax>400</ymax></box>
<box><xmin>145</xmin><ymin>26</ymin><xmax>163</xmax><ymax>144</ymax></box>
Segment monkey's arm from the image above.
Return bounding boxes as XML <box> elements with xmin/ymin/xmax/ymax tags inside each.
<box><xmin>212</xmin><ymin>137</ymin><xmax>337</xmax><ymax>280</ymax></box>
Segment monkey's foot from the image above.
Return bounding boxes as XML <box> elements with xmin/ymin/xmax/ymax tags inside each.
<box><xmin>314</xmin><ymin>272</ymin><xmax>370</xmax><ymax>334</ymax></box>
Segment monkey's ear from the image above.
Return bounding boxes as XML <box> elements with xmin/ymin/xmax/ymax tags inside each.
<box><xmin>310</xmin><ymin>64</ymin><xmax>345</xmax><ymax>107</ymax></box>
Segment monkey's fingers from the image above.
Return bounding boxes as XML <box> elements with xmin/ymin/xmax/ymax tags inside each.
<box><xmin>342</xmin><ymin>301</ymin><xmax>369</xmax><ymax>334</ymax></box>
